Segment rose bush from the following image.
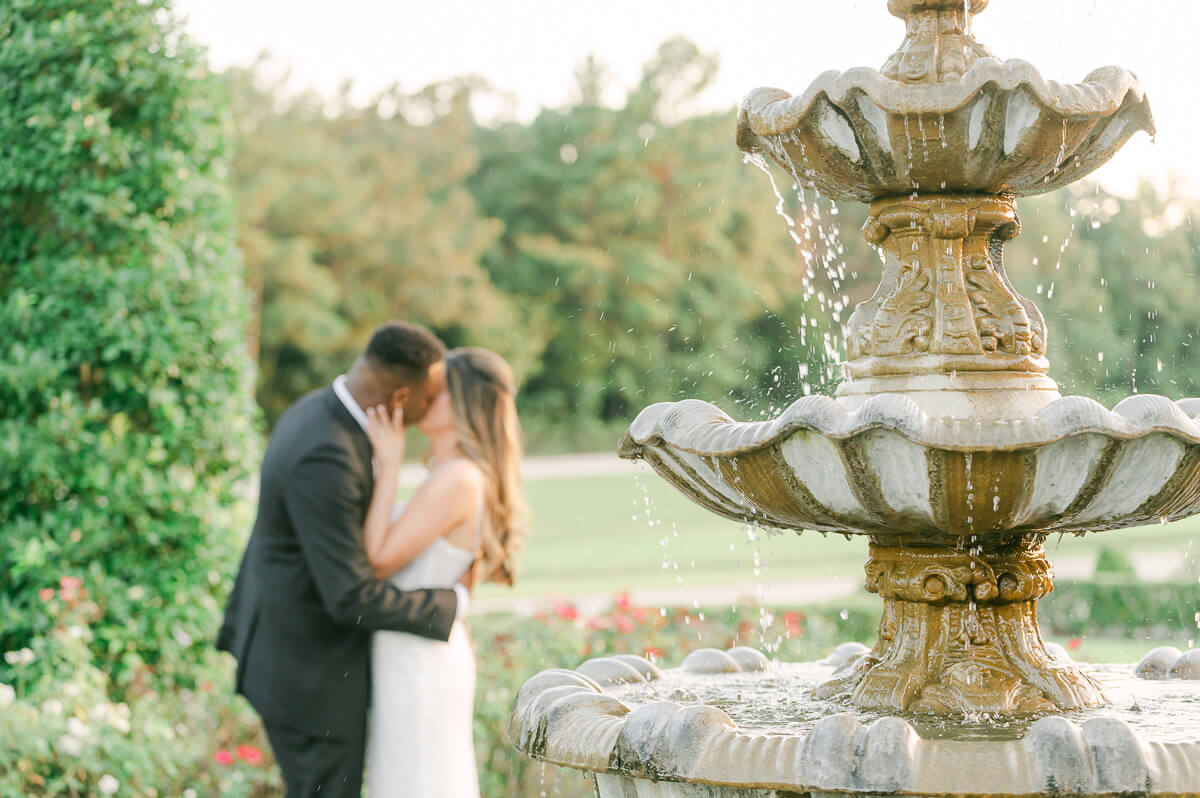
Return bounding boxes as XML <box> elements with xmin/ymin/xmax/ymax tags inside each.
<box><xmin>0</xmin><ymin>584</ymin><xmax>875</xmax><ymax>797</ymax></box>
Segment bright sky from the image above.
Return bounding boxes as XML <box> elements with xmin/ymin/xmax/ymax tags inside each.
<box><xmin>176</xmin><ymin>0</ymin><xmax>1199</xmax><ymax>197</ymax></box>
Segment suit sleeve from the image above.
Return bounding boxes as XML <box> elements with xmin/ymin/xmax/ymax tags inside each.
<box><xmin>283</xmin><ymin>444</ymin><xmax>458</xmax><ymax>641</ymax></box>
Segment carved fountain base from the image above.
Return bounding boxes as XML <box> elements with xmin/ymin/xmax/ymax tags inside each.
<box><xmin>816</xmin><ymin>538</ymin><xmax>1105</xmax><ymax>714</ymax></box>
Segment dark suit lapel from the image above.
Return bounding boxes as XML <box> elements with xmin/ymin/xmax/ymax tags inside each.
<box><xmin>322</xmin><ymin>386</ymin><xmax>375</xmax><ymax>504</ymax></box>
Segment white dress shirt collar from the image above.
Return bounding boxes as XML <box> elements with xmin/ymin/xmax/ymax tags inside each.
<box><xmin>332</xmin><ymin>375</ymin><xmax>368</xmax><ymax>433</ymax></box>
<box><xmin>334</xmin><ymin>375</ymin><xmax>471</xmax><ymax>618</ymax></box>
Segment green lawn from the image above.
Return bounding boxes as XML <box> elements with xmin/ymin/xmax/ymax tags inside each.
<box><xmin>1047</xmin><ymin>636</ymin><xmax>1186</xmax><ymax>664</ymax></box>
<box><xmin>475</xmin><ymin>471</ymin><xmax>1200</xmax><ymax>602</ymax></box>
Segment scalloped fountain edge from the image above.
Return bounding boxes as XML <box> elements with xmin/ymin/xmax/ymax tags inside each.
<box><xmin>511</xmin><ymin>647</ymin><xmax>1200</xmax><ymax>796</ymax></box>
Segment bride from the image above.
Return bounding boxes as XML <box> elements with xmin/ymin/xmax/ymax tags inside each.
<box><xmin>360</xmin><ymin>347</ymin><xmax>526</xmax><ymax>797</ymax></box>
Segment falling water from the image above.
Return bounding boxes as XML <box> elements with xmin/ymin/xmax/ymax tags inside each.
<box><xmin>744</xmin><ymin>146</ymin><xmax>854</xmax><ymax>393</ymax></box>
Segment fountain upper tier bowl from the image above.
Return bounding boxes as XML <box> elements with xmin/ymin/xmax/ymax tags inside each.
<box><xmin>620</xmin><ymin>393</ymin><xmax>1200</xmax><ymax>544</ymax></box>
<box><xmin>737</xmin><ymin>59</ymin><xmax>1154</xmax><ymax>202</ymax></box>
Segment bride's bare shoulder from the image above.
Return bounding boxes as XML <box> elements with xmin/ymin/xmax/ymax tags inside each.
<box><xmin>428</xmin><ymin>457</ymin><xmax>485</xmax><ymax>492</ymax></box>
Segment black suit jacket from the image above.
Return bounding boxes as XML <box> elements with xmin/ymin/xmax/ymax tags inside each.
<box><xmin>217</xmin><ymin>386</ymin><xmax>458</xmax><ymax>737</ymax></box>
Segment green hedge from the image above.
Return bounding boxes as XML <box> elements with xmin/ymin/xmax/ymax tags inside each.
<box><xmin>0</xmin><ymin>0</ymin><xmax>259</xmax><ymax>693</ymax></box>
<box><xmin>2</xmin><ymin>575</ymin><xmax>1192</xmax><ymax>796</ymax></box>
<box><xmin>0</xmin><ymin>590</ymin><xmax>873</xmax><ymax>797</ymax></box>
<box><xmin>1039</xmin><ymin>577</ymin><xmax>1200</xmax><ymax>639</ymax></box>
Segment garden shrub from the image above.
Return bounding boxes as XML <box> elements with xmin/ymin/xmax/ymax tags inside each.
<box><xmin>0</xmin><ymin>0</ymin><xmax>259</xmax><ymax>693</ymax></box>
<box><xmin>1040</xmin><ymin>577</ymin><xmax>1200</xmax><ymax>639</ymax></box>
<box><xmin>0</xmin><ymin>591</ymin><xmax>872</xmax><ymax>797</ymax></box>
<box><xmin>1093</xmin><ymin>546</ymin><xmax>1137</xmax><ymax>576</ymax></box>
<box><xmin>0</xmin><ymin>580</ymin><xmax>275</xmax><ymax>797</ymax></box>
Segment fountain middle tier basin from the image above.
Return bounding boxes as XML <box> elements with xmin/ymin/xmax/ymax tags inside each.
<box><xmin>511</xmin><ymin>648</ymin><xmax>1200</xmax><ymax>797</ymax></box>
<box><xmin>619</xmin><ymin>393</ymin><xmax>1200</xmax><ymax>543</ymax></box>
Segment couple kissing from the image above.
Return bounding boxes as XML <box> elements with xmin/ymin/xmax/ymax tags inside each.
<box><xmin>218</xmin><ymin>321</ymin><xmax>525</xmax><ymax>797</ymax></box>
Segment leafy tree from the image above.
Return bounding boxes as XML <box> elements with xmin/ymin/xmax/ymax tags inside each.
<box><xmin>469</xmin><ymin>38</ymin><xmax>826</xmax><ymax>435</ymax></box>
<box><xmin>0</xmin><ymin>0</ymin><xmax>259</xmax><ymax>689</ymax></box>
<box><xmin>227</xmin><ymin>69</ymin><xmax>522</xmax><ymax>423</ymax></box>
<box><xmin>1006</xmin><ymin>183</ymin><xmax>1200</xmax><ymax>404</ymax></box>
<box><xmin>220</xmin><ymin>36</ymin><xmax>1200</xmax><ymax>444</ymax></box>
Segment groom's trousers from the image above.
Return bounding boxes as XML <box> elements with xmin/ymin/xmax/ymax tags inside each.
<box><xmin>264</xmin><ymin>721</ymin><xmax>367</xmax><ymax>798</ymax></box>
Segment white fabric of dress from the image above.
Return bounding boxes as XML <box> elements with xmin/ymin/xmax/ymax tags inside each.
<box><xmin>366</xmin><ymin>492</ymin><xmax>481</xmax><ymax>798</ymax></box>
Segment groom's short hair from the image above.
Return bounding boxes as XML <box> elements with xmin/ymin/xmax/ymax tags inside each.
<box><xmin>364</xmin><ymin>321</ymin><xmax>446</xmax><ymax>385</ymax></box>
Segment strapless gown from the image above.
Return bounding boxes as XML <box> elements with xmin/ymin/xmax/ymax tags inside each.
<box><xmin>366</xmin><ymin>512</ymin><xmax>479</xmax><ymax>797</ymax></box>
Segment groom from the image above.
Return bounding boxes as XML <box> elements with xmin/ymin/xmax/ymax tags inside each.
<box><xmin>218</xmin><ymin>321</ymin><xmax>469</xmax><ymax>797</ymax></box>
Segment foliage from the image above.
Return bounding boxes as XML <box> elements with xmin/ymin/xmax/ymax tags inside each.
<box><xmin>1039</xmin><ymin>577</ymin><xmax>1200</xmax><ymax>639</ymax></box>
<box><xmin>228</xmin><ymin>40</ymin><xmax>844</xmax><ymax>433</ymax></box>
<box><xmin>0</xmin><ymin>0</ymin><xmax>259</xmax><ymax>691</ymax></box>
<box><xmin>471</xmin><ymin>596</ymin><xmax>876</xmax><ymax>796</ymax></box>
<box><xmin>468</xmin><ymin>38</ymin><xmax>829</xmax><ymax>427</ymax></box>
<box><xmin>1004</xmin><ymin>184</ymin><xmax>1200</xmax><ymax>403</ymax></box>
<box><xmin>2</xmin><ymin>573</ymin><xmax>1190</xmax><ymax>797</ymax></box>
<box><xmin>225</xmin><ymin>69</ymin><xmax>518</xmax><ymax>424</ymax></box>
<box><xmin>1093</xmin><ymin>546</ymin><xmax>1137</xmax><ymax>576</ymax></box>
<box><xmin>225</xmin><ymin>43</ymin><xmax>1200</xmax><ymax>440</ymax></box>
<box><xmin>0</xmin><ymin>583</ymin><xmax>274</xmax><ymax>797</ymax></box>
<box><xmin>0</xmin><ymin>588</ymin><xmax>873</xmax><ymax>797</ymax></box>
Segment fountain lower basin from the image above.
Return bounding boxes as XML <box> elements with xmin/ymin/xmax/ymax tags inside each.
<box><xmin>511</xmin><ymin>647</ymin><xmax>1200</xmax><ymax>797</ymax></box>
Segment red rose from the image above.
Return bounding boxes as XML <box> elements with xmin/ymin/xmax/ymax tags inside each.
<box><xmin>214</xmin><ymin>749</ymin><xmax>234</xmax><ymax>766</ymax></box>
<box><xmin>613</xmin><ymin>592</ymin><xmax>633</xmax><ymax>611</ymax></box>
<box><xmin>38</xmin><ymin>588</ymin><xmax>55</xmax><ymax>602</ymax></box>
<box><xmin>553</xmin><ymin>602</ymin><xmax>578</xmax><ymax>622</ymax></box>
<box><xmin>236</xmin><ymin>744</ymin><xmax>264</xmax><ymax>765</ymax></box>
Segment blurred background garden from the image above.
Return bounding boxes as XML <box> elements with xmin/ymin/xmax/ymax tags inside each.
<box><xmin>2</xmin><ymin>0</ymin><xmax>1200</xmax><ymax>795</ymax></box>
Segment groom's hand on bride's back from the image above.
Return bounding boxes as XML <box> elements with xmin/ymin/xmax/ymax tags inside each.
<box><xmin>457</xmin><ymin>558</ymin><xmax>479</xmax><ymax>592</ymax></box>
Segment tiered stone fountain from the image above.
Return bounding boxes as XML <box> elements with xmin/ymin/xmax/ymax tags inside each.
<box><xmin>512</xmin><ymin>2</ymin><xmax>1200</xmax><ymax>794</ymax></box>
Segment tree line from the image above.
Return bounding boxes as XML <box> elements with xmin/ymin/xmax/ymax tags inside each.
<box><xmin>227</xmin><ymin>38</ymin><xmax>1200</xmax><ymax>447</ymax></box>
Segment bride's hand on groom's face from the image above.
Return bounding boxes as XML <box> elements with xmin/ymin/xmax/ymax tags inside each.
<box><xmin>366</xmin><ymin>404</ymin><xmax>406</xmax><ymax>471</ymax></box>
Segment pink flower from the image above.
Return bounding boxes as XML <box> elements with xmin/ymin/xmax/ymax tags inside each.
<box><xmin>784</xmin><ymin>611</ymin><xmax>803</xmax><ymax>638</ymax></box>
<box><xmin>236</xmin><ymin>744</ymin><xmax>264</xmax><ymax>765</ymax></box>
<box><xmin>59</xmin><ymin>577</ymin><xmax>82</xmax><ymax>591</ymax></box>
<box><xmin>214</xmin><ymin>749</ymin><xmax>234</xmax><ymax>766</ymax></box>
<box><xmin>586</xmin><ymin>616</ymin><xmax>613</xmax><ymax>631</ymax></box>
<box><xmin>38</xmin><ymin>588</ymin><xmax>55</xmax><ymax>602</ymax></box>
<box><xmin>616</xmin><ymin>616</ymin><xmax>634</xmax><ymax>634</ymax></box>
<box><xmin>613</xmin><ymin>592</ymin><xmax>633</xmax><ymax>611</ymax></box>
<box><xmin>1067</xmin><ymin>637</ymin><xmax>1083</xmax><ymax>651</ymax></box>
<box><xmin>553</xmin><ymin>602</ymin><xmax>578</xmax><ymax>622</ymax></box>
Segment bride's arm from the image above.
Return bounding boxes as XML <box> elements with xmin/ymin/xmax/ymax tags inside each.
<box><xmin>366</xmin><ymin>461</ymin><xmax>477</xmax><ymax>578</ymax></box>
<box><xmin>363</xmin><ymin>406</ymin><xmax>477</xmax><ymax>578</ymax></box>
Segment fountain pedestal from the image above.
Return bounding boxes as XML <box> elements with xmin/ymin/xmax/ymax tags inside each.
<box><xmin>840</xmin><ymin>193</ymin><xmax>1059</xmax><ymax>420</ymax></box>
<box><xmin>817</xmin><ymin>540</ymin><xmax>1104</xmax><ymax>713</ymax></box>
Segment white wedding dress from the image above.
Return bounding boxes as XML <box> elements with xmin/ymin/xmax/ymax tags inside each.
<box><xmin>366</xmin><ymin>495</ymin><xmax>481</xmax><ymax>798</ymax></box>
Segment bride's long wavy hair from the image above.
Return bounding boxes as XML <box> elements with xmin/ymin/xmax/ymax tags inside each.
<box><xmin>445</xmin><ymin>347</ymin><xmax>527</xmax><ymax>585</ymax></box>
